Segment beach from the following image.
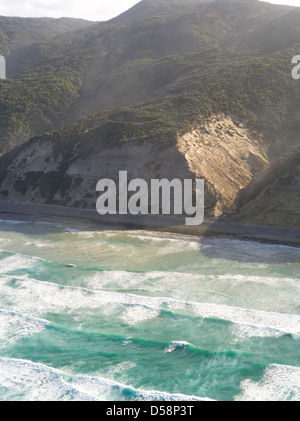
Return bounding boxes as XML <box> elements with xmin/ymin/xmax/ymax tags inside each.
<box><xmin>0</xmin><ymin>200</ymin><xmax>300</xmax><ymax>248</ymax></box>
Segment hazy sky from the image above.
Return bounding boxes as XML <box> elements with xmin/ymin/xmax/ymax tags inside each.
<box><xmin>0</xmin><ymin>0</ymin><xmax>300</xmax><ymax>21</ymax></box>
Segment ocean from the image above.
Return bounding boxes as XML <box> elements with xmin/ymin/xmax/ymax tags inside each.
<box><xmin>0</xmin><ymin>217</ymin><xmax>299</xmax><ymax>401</ymax></box>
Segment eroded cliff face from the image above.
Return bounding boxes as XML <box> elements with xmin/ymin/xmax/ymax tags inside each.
<box><xmin>0</xmin><ymin>114</ymin><xmax>269</xmax><ymax>218</ymax></box>
<box><xmin>178</xmin><ymin>115</ymin><xmax>269</xmax><ymax>216</ymax></box>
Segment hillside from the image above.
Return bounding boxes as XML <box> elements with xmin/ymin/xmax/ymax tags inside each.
<box><xmin>0</xmin><ymin>16</ymin><xmax>96</xmax><ymax>153</ymax></box>
<box><xmin>232</xmin><ymin>147</ymin><xmax>300</xmax><ymax>228</ymax></box>
<box><xmin>0</xmin><ymin>0</ymin><xmax>299</xmax><ymax>227</ymax></box>
<box><xmin>0</xmin><ymin>16</ymin><xmax>94</xmax><ymax>73</ymax></box>
<box><xmin>0</xmin><ymin>112</ymin><xmax>268</xmax><ymax>216</ymax></box>
<box><xmin>0</xmin><ymin>0</ymin><xmax>298</xmax><ymax>153</ymax></box>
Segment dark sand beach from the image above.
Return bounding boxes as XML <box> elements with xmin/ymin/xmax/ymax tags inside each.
<box><xmin>1</xmin><ymin>200</ymin><xmax>299</xmax><ymax>248</ymax></box>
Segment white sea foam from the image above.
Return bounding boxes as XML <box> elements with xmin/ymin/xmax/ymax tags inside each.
<box><xmin>0</xmin><ymin>253</ymin><xmax>39</xmax><ymax>273</ymax></box>
<box><xmin>0</xmin><ymin>275</ymin><xmax>162</xmax><ymax>326</ymax></box>
<box><xmin>164</xmin><ymin>341</ymin><xmax>192</xmax><ymax>353</ymax></box>
<box><xmin>1</xmin><ymin>273</ymin><xmax>300</xmax><ymax>336</ymax></box>
<box><xmin>106</xmin><ymin>361</ymin><xmax>136</xmax><ymax>377</ymax></box>
<box><xmin>0</xmin><ymin>310</ymin><xmax>49</xmax><ymax>346</ymax></box>
<box><xmin>72</xmin><ymin>375</ymin><xmax>213</xmax><ymax>401</ymax></box>
<box><xmin>86</xmin><ymin>270</ymin><xmax>168</xmax><ymax>290</ymax></box>
<box><xmin>132</xmin><ymin>389</ymin><xmax>213</xmax><ymax>401</ymax></box>
<box><xmin>0</xmin><ymin>358</ymin><xmax>97</xmax><ymax>401</ymax></box>
<box><xmin>124</xmin><ymin>230</ymin><xmax>199</xmax><ymax>242</ymax></box>
<box><xmin>190</xmin><ymin>302</ymin><xmax>300</xmax><ymax>339</ymax></box>
<box><xmin>235</xmin><ymin>364</ymin><xmax>300</xmax><ymax>401</ymax></box>
<box><xmin>67</xmin><ymin>231</ymin><xmax>95</xmax><ymax>238</ymax></box>
<box><xmin>127</xmin><ymin>234</ymin><xmax>168</xmax><ymax>242</ymax></box>
<box><xmin>24</xmin><ymin>241</ymin><xmax>55</xmax><ymax>248</ymax></box>
<box><xmin>127</xmin><ymin>232</ymin><xmax>201</xmax><ymax>247</ymax></box>
<box><xmin>157</xmin><ymin>243</ymin><xmax>200</xmax><ymax>256</ymax></box>
<box><xmin>121</xmin><ymin>305</ymin><xmax>161</xmax><ymax>325</ymax></box>
<box><xmin>86</xmin><ymin>269</ymin><xmax>300</xmax><ymax>292</ymax></box>
<box><xmin>0</xmin><ymin>357</ymin><xmax>214</xmax><ymax>401</ymax></box>
<box><xmin>216</xmin><ymin>273</ymin><xmax>300</xmax><ymax>288</ymax></box>
<box><xmin>86</xmin><ymin>270</ymin><xmax>300</xmax><ymax>316</ymax></box>
<box><xmin>229</xmin><ymin>324</ymin><xmax>285</xmax><ymax>340</ymax></box>
<box><xmin>106</xmin><ymin>230</ymin><xmax>203</xmax><ymax>254</ymax></box>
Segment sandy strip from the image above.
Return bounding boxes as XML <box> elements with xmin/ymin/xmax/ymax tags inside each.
<box><xmin>0</xmin><ymin>200</ymin><xmax>299</xmax><ymax>247</ymax></box>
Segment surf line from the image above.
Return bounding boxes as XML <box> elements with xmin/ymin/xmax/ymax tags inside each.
<box><xmin>96</xmin><ymin>171</ymin><xmax>204</xmax><ymax>226</ymax></box>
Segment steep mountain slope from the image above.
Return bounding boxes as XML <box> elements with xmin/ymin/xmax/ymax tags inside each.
<box><xmin>0</xmin><ymin>16</ymin><xmax>95</xmax><ymax>153</ymax></box>
<box><xmin>0</xmin><ymin>16</ymin><xmax>93</xmax><ymax>52</ymax></box>
<box><xmin>0</xmin><ymin>16</ymin><xmax>92</xmax><ymax>51</ymax></box>
<box><xmin>0</xmin><ymin>0</ymin><xmax>297</xmax><ymax>154</ymax></box>
<box><xmin>232</xmin><ymin>147</ymin><xmax>300</xmax><ymax>228</ymax></box>
<box><xmin>0</xmin><ymin>0</ymin><xmax>299</xmax><ymax>226</ymax></box>
<box><xmin>0</xmin><ymin>16</ymin><xmax>94</xmax><ymax>72</ymax></box>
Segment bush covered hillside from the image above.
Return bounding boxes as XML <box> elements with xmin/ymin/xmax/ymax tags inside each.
<box><xmin>0</xmin><ymin>0</ymin><xmax>299</xmax><ymax>226</ymax></box>
<box><xmin>232</xmin><ymin>146</ymin><xmax>300</xmax><ymax>228</ymax></box>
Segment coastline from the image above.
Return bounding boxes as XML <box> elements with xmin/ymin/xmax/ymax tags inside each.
<box><xmin>0</xmin><ymin>200</ymin><xmax>300</xmax><ymax>248</ymax></box>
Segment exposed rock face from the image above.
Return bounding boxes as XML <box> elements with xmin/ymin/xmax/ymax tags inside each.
<box><xmin>0</xmin><ymin>114</ymin><xmax>269</xmax><ymax>218</ymax></box>
<box><xmin>178</xmin><ymin>115</ymin><xmax>269</xmax><ymax>216</ymax></box>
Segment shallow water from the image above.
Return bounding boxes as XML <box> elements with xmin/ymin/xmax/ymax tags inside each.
<box><xmin>0</xmin><ymin>217</ymin><xmax>299</xmax><ymax>401</ymax></box>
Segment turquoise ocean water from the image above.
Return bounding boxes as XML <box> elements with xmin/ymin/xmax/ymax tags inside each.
<box><xmin>0</xmin><ymin>217</ymin><xmax>299</xmax><ymax>401</ymax></box>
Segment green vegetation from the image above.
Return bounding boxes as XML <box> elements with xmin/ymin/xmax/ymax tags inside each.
<box><xmin>0</xmin><ymin>0</ymin><xmax>299</xmax><ymax>155</ymax></box>
<box><xmin>232</xmin><ymin>146</ymin><xmax>300</xmax><ymax>228</ymax></box>
<box><xmin>0</xmin><ymin>0</ymin><xmax>300</xmax><ymax>227</ymax></box>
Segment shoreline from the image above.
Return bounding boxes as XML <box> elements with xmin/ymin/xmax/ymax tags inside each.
<box><xmin>0</xmin><ymin>200</ymin><xmax>300</xmax><ymax>248</ymax></box>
